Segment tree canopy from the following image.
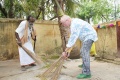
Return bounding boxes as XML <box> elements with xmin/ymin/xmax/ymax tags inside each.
<box><xmin>76</xmin><ymin>0</ymin><xmax>119</xmax><ymax>24</ymax></box>
<box><xmin>0</xmin><ymin>0</ymin><xmax>119</xmax><ymax>24</ymax></box>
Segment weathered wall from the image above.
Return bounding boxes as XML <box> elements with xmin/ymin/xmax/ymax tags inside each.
<box><xmin>0</xmin><ymin>18</ymin><xmax>118</xmax><ymax>61</ymax></box>
<box><xmin>0</xmin><ymin>19</ymin><xmax>22</xmax><ymax>60</ymax></box>
<box><xmin>95</xmin><ymin>22</ymin><xmax>117</xmax><ymax>60</ymax></box>
<box><xmin>34</xmin><ymin>20</ymin><xmax>62</xmax><ymax>55</ymax></box>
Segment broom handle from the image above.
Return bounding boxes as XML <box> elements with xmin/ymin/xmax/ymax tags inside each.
<box><xmin>33</xmin><ymin>36</ymin><xmax>36</xmax><ymax>51</ymax></box>
<box><xmin>21</xmin><ymin>46</ymin><xmax>41</xmax><ymax>64</ymax></box>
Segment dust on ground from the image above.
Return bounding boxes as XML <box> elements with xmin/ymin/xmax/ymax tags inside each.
<box><xmin>0</xmin><ymin>57</ymin><xmax>120</xmax><ymax>80</ymax></box>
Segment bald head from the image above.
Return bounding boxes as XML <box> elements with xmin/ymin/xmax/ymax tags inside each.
<box><xmin>60</xmin><ymin>15</ymin><xmax>71</xmax><ymax>27</ymax></box>
<box><xmin>60</xmin><ymin>15</ymin><xmax>70</xmax><ymax>23</ymax></box>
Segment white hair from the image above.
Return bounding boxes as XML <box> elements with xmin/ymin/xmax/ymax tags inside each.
<box><xmin>60</xmin><ymin>15</ymin><xmax>71</xmax><ymax>23</ymax></box>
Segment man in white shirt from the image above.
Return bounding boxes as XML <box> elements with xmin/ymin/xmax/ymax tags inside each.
<box><xmin>60</xmin><ymin>15</ymin><xmax>98</xmax><ymax>79</ymax></box>
<box><xmin>15</xmin><ymin>15</ymin><xmax>36</xmax><ymax>71</ymax></box>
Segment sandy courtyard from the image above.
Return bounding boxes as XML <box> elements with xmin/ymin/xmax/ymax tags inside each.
<box><xmin>0</xmin><ymin>58</ymin><xmax>120</xmax><ymax>80</ymax></box>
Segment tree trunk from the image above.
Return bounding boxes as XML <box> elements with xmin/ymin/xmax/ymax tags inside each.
<box><xmin>41</xmin><ymin>0</ymin><xmax>45</xmax><ymax>20</ymax></box>
<box><xmin>8</xmin><ymin>0</ymin><xmax>14</xmax><ymax>18</ymax></box>
<box><xmin>0</xmin><ymin>4</ymin><xmax>7</xmax><ymax>18</ymax></box>
<box><xmin>36</xmin><ymin>7</ymin><xmax>41</xmax><ymax>19</ymax></box>
<box><xmin>54</xmin><ymin>0</ymin><xmax>80</xmax><ymax>59</ymax></box>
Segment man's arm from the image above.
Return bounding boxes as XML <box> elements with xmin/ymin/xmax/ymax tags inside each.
<box><xmin>15</xmin><ymin>32</ymin><xmax>22</xmax><ymax>47</ymax></box>
<box><xmin>15</xmin><ymin>21</ymin><xmax>26</xmax><ymax>47</ymax></box>
<box><xmin>62</xmin><ymin>24</ymin><xmax>81</xmax><ymax>58</ymax></box>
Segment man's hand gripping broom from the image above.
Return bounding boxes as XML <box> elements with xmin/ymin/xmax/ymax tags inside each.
<box><xmin>39</xmin><ymin>47</ymin><xmax>73</xmax><ymax>80</ymax></box>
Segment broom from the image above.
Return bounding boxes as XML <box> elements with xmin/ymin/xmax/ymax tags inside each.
<box><xmin>21</xmin><ymin>45</ymin><xmax>42</xmax><ymax>65</ymax></box>
<box><xmin>39</xmin><ymin>47</ymin><xmax>73</xmax><ymax>80</ymax></box>
<box><xmin>40</xmin><ymin>56</ymin><xmax>64</xmax><ymax>80</ymax></box>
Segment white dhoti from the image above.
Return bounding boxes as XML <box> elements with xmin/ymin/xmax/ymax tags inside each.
<box><xmin>15</xmin><ymin>20</ymin><xmax>36</xmax><ymax>66</ymax></box>
<box><xmin>18</xmin><ymin>41</ymin><xmax>35</xmax><ymax>66</ymax></box>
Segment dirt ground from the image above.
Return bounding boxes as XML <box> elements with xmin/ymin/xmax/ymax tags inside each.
<box><xmin>0</xmin><ymin>57</ymin><xmax>120</xmax><ymax>80</ymax></box>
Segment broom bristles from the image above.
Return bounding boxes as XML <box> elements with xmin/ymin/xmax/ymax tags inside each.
<box><xmin>40</xmin><ymin>56</ymin><xmax>65</xmax><ymax>80</ymax></box>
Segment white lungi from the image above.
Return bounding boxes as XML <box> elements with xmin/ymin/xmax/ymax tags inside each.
<box><xmin>15</xmin><ymin>20</ymin><xmax>35</xmax><ymax>65</ymax></box>
<box><xmin>18</xmin><ymin>41</ymin><xmax>35</xmax><ymax>65</ymax></box>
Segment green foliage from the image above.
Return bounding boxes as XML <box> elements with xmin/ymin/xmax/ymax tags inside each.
<box><xmin>76</xmin><ymin>0</ymin><xmax>114</xmax><ymax>24</ymax></box>
<box><xmin>45</xmin><ymin>0</ymin><xmax>57</xmax><ymax>19</ymax></box>
<box><xmin>4</xmin><ymin>0</ymin><xmax>13</xmax><ymax>12</ymax></box>
<box><xmin>21</xmin><ymin>0</ymin><xmax>40</xmax><ymax>17</ymax></box>
<box><xmin>64</xmin><ymin>0</ymin><xmax>77</xmax><ymax>17</ymax></box>
<box><xmin>0</xmin><ymin>0</ymin><xmax>24</xmax><ymax>18</ymax></box>
<box><xmin>0</xmin><ymin>0</ymin><xmax>119</xmax><ymax>23</ymax></box>
<box><xmin>14</xmin><ymin>1</ymin><xmax>24</xmax><ymax>18</ymax></box>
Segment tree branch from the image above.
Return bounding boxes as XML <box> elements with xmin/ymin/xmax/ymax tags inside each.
<box><xmin>0</xmin><ymin>3</ymin><xmax>7</xmax><ymax>18</ymax></box>
<box><xmin>36</xmin><ymin>7</ymin><xmax>42</xmax><ymax>19</ymax></box>
<box><xmin>49</xmin><ymin>15</ymin><xmax>58</xmax><ymax>20</ymax></box>
<box><xmin>101</xmin><ymin>14</ymin><xmax>107</xmax><ymax>22</ymax></box>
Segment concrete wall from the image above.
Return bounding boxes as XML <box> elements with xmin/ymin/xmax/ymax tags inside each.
<box><xmin>0</xmin><ymin>19</ymin><xmax>22</xmax><ymax>60</ymax></box>
<box><xmin>34</xmin><ymin>20</ymin><xmax>62</xmax><ymax>55</ymax></box>
<box><xmin>95</xmin><ymin>23</ymin><xmax>117</xmax><ymax>60</ymax></box>
<box><xmin>0</xmin><ymin>18</ymin><xmax>118</xmax><ymax>61</ymax></box>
